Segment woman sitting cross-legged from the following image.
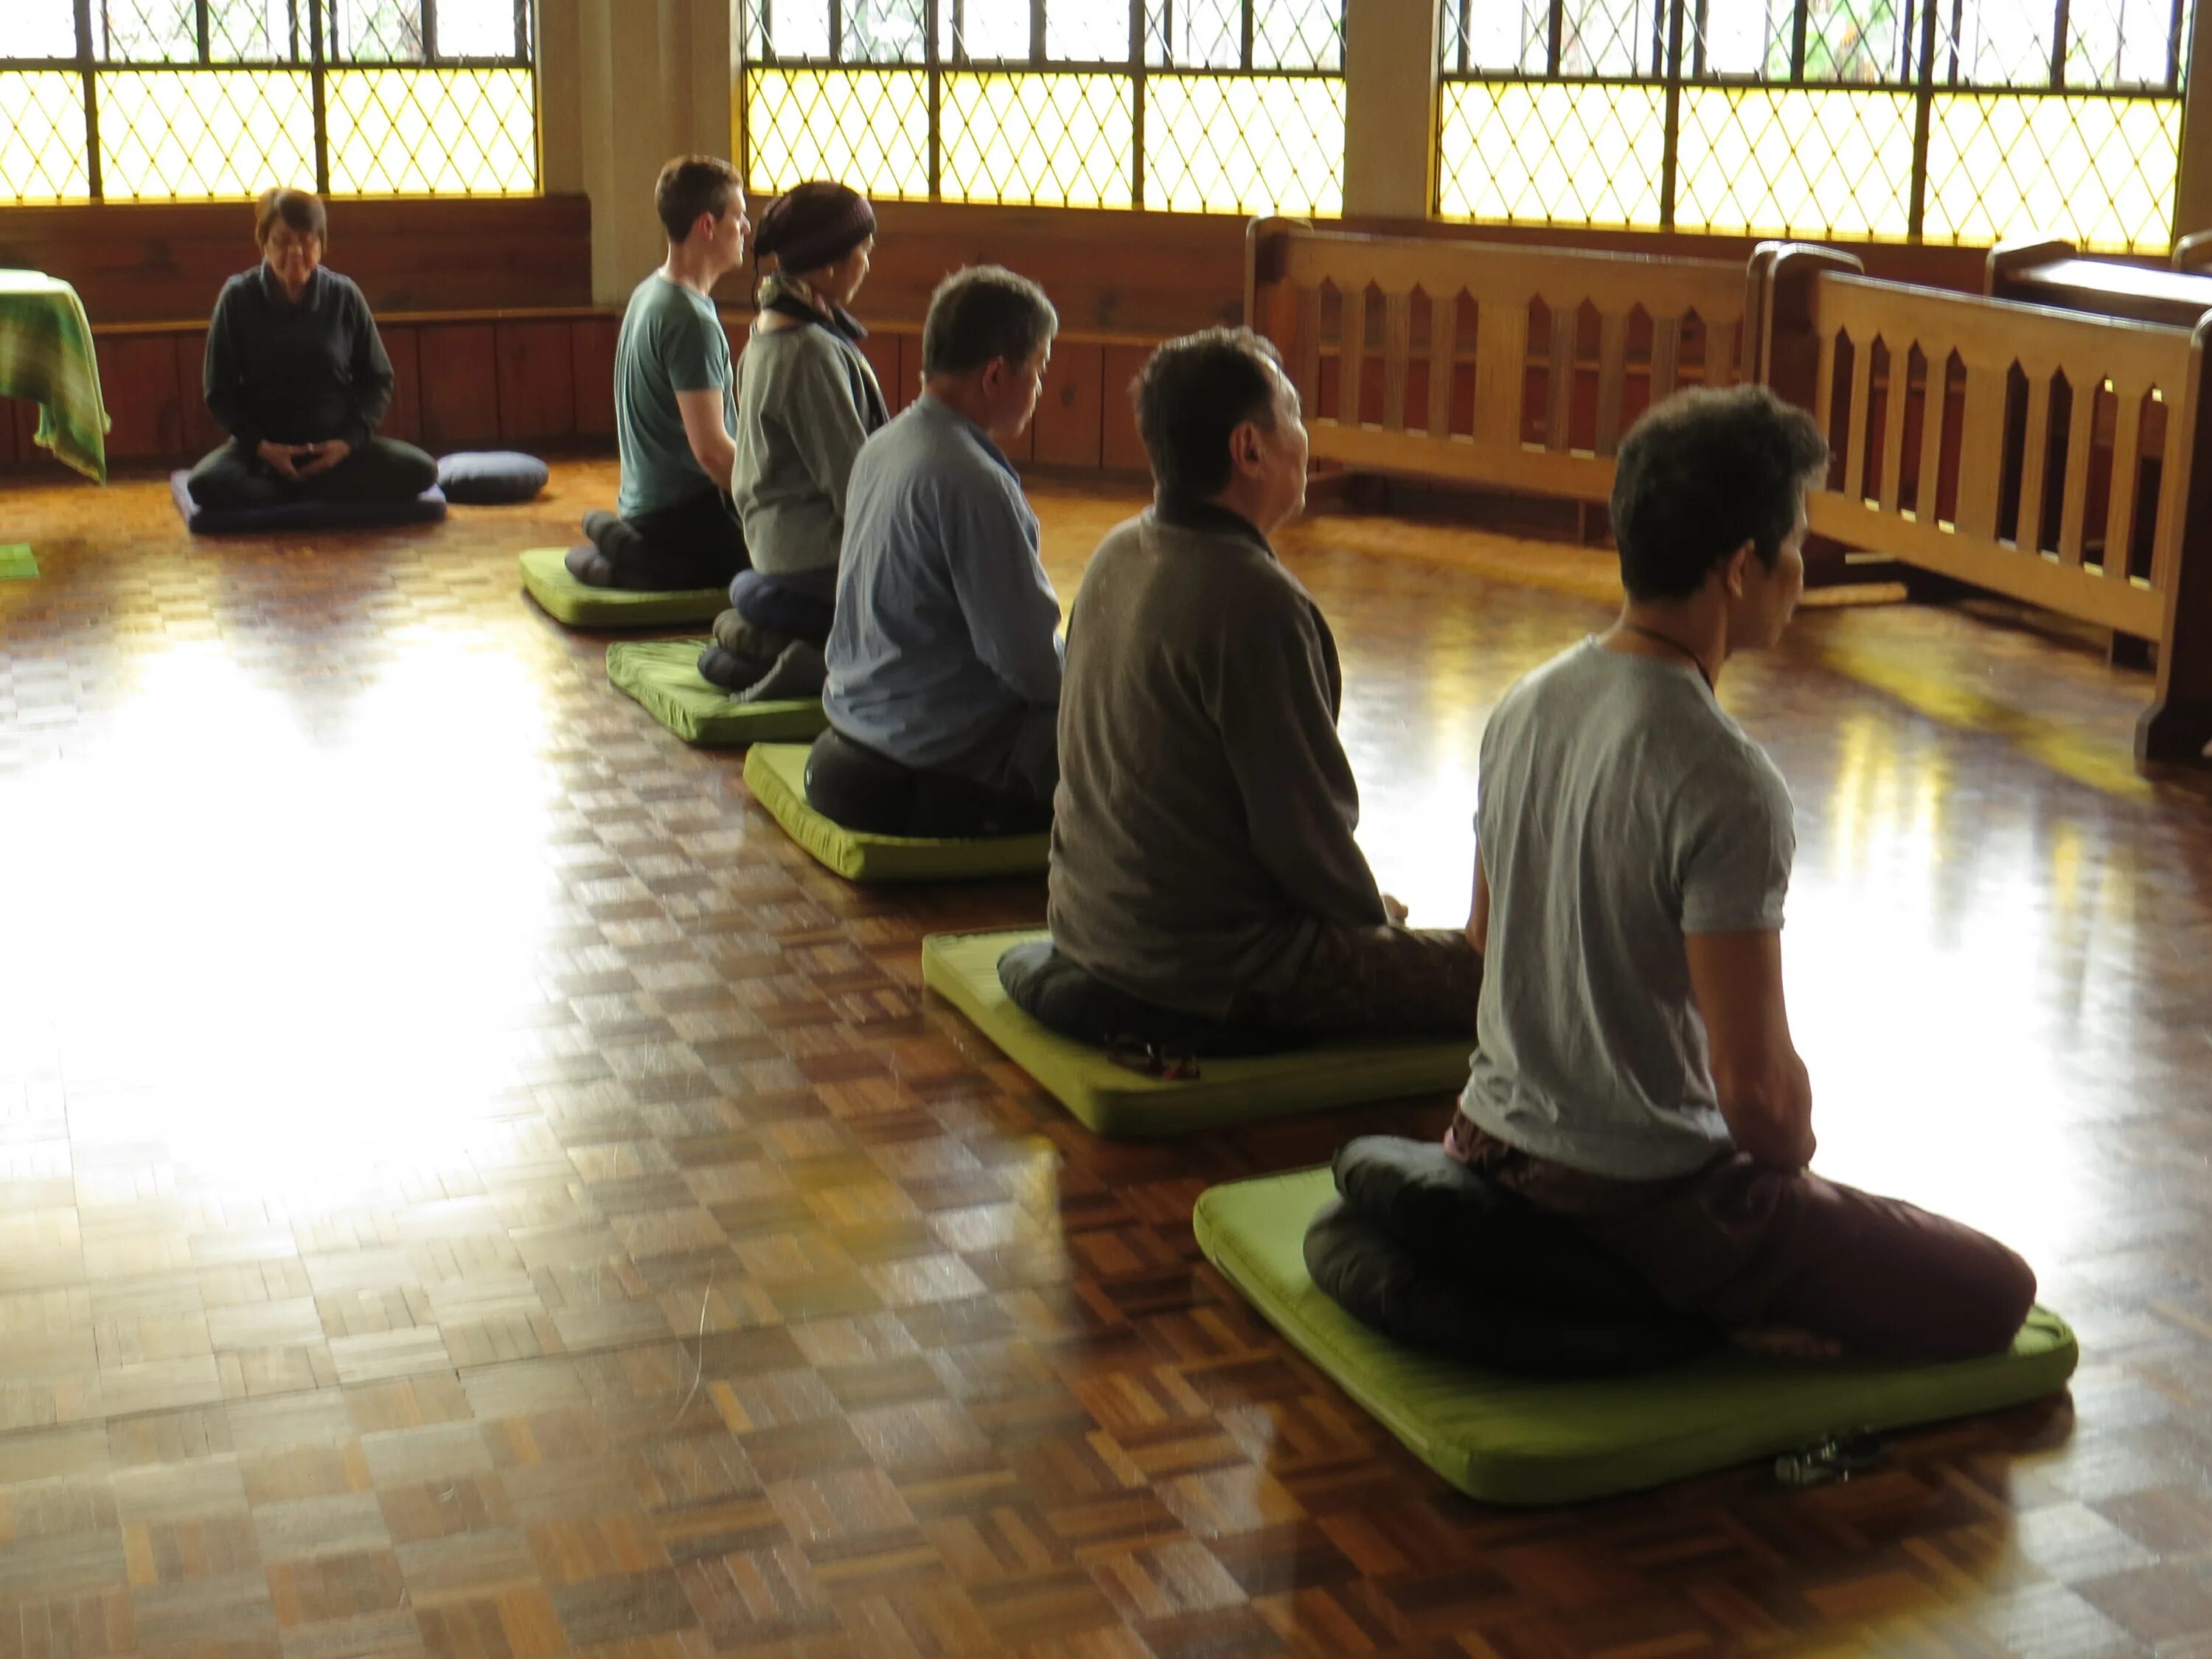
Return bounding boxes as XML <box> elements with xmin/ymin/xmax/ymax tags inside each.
<box><xmin>698</xmin><ymin>181</ymin><xmax>888</xmax><ymax>703</ymax></box>
<box><xmin>186</xmin><ymin>187</ymin><xmax>438</xmax><ymax>511</ymax></box>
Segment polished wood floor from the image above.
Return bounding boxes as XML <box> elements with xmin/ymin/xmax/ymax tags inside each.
<box><xmin>2</xmin><ymin>459</ymin><xmax>2210</xmax><ymax>1659</ymax></box>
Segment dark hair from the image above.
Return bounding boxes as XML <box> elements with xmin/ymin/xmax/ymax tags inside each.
<box><xmin>1610</xmin><ymin>386</ymin><xmax>1829</xmax><ymax>602</ymax></box>
<box><xmin>921</xmin><ymin>265</ymin><xmax>1057</xmax><ymax>376</ymax></box>
<box><xmin>655</xmin><ymin>156</ymin><xmax>742</xmax><ymax>243</ymax></box>
<box><xmin>1133</xmin><ymin>328</ymin><xmax>1286</xmax><ymax>500</ymax></box>
<box><xmin>254</xmin><ymin>187</ymin><xmax>326</xmax><ymax>246</ymax></box>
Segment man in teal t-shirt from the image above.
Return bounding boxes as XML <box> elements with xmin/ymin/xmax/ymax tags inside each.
<box><xmin>571</xmin><ymin>156</ymin><xmax>752</xmax><ymax>592</ymax></box>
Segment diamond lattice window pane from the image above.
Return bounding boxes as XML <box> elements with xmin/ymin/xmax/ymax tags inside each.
<box><xmin>845</xmin><ymin>0</ymin><xmax>925</xmax><ymax>65</ymax></box>
<box><xmin>765</xmin><ymin>0</ymin><xmax>832</xmax><ymax>58</ymax></box>
<box><xmin>745</xmin><ymin>67</ymin><xmax>930</xmax><ymax>198</ymax></box>
<box><xmin>1437</xmin><ymin>79</ymin><xmax>1665</xmax><ymax>227</ymax></box>
<box><xmin>207</xmin><ymin>0</ymin><xmax>294</xmax><ymax>60</ymax></box>
<box><xmin>332</xmin><ymin>0</ymin><xmax>428</xmax><ymax>60</ymax></box>
<box><xmin>1804</xmin><ymin>0</ymin><xmax>1909</xmax><ymax>81</ymax></box>
<box><xmin>950</xmin><ymin>0</ymin><xmax>1032</xmax><ymax>62</ymax></box>
<box><xmin>2065</xmin><ymin>0</ymin><xmax>2191</xmax><ymax>89</ymax></box>
<box><xmin>1559</xmin><ymin>0</ymin><xmax>1662</xmax><ymax>77</ymax></box>
<box><xmin>96</xmin><ymin>69</ymin><xmax>314</xmax><ymax>198</ymax></box>
<box><xmin>1253</xmin><ymin>0</ymin><xmax>1342</xmax><ymax>71</ymax></box>
<box><xmin>1924</xmin><ymin>91</ymin><xmax>2180</xmax><ymax>252</ymax></box>
<box><xmin>1675</xmin><ymin>86</ymin><xmax>1913</xmax><ymax>237</ymax></box>
<box><xmin>940</xmin><ymin>72</ymin><xmax>1133</xmax><ymax>206</ymax></box>
<box><xmin>1046</xmin><ymin>1</ymin><xmax>1128</xmax><ymax>64</ymax></box>
<box><xmin>8</xmin><ymin>0</ymin><xmax>81</xmax><ymax>58</ymax></box>
<box><xmin>1938</xmin><ymin>1</ymin><xmax>2057</xmax><ymax>86</ymax></box>
<box><xmin>325</xmin><ymin>67</ymin><xmax>535</xmax><ymax>192</ymax></box>
<box><xmin>1693</xmin><ymin>0</ymin><xmax>1787</xmax><ymax>77</ymax></box>
<box><xmin>1150</xmin><ymin>0</ymin><xmax>1242</xmax><ymax>68</ymax></box>
<box><xmin>1440</xmin><ymin>0</ymin><xmax>1548</xmax><ymax>72</ymax></box>
<box><xmin>100</xmin><ymin>1</ymin><xmax>196</xmax><ymax>61</ymax></box>
<box><xmin>1144</xmin><ymin>74</ymin><xmax>1342</xmax><ymax>214</ymax></box>
<box><xmin>0</xmin><ymin>72</ymin><xmax>91</xmax><ymax>201</ymax></box>
<box><xmin>433</xmin><ymin>0</ymin><xmax>521</xmax><ymax>58</ymax></box>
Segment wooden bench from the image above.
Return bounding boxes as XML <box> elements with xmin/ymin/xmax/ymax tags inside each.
<box><xmin>1245</xmin><ymin>218</ymin><xmax>1755</xmax><ymax>507</ymax></box>
<box><xmin>1986</xmin><ymin>237</ymin><xmax>2212</xmax><ymax>330</ymax></box>
<box><xmin>1767</xmin><ymin>243</ymin><xmax>2212</xmax><ymax>767</ymax></box>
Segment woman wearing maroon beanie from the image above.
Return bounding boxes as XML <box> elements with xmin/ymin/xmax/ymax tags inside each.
<box><xmin>699</xmin><ymin>181</ymin><xmax>890</xmax><ymax>701</ymax></box>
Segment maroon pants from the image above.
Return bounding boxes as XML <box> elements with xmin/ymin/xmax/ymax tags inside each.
<box><xmin>1445</xmin><ymin>1117</ymin><xmax>2036</xmax><ymax>1362</ymax></box>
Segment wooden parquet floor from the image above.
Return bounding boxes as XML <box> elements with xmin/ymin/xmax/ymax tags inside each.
<box><xmin>2</xmin><ymin>459</ymin><xmax>2211</xmax><ymax>1659</ymax></box>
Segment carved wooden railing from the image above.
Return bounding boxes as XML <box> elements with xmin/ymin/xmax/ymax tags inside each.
<box><xmin>1764</xmin><ymin>245</ymin><xmax>2212</xmax><ymax>765</ymax></box>
<box><xmin>1245</xmin><ymin>218</ymin><xmax>1755</xmax><ymax>506</ymax></box>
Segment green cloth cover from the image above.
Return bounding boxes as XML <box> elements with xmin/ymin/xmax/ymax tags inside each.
<box><xmin>920</xmin><ymin>929</ymin><xmax>1476</xmax><ymax>1138</ymax></box>
<box><xmin>607</xmin><ymin>640</ymin><xmax>828</xmax><ymax>746</ymax></box>
<box><xmin>0</xmin><ymin>271</ymin><xmax>108</xmax><ymax>483</ymax></box>
<box><xmin>518</xmin><ymin>547</ymin><xmax>727</xmax><ymax>628</ymax></box>
<box><xmin>1194</xmin><ymin>1166</ymin><xmax>2079</xmax><ymax>1506</ymax></box>
<box><xmin>745</xmin><ymin>747</ymin><xmax>1051</xmax><ymax>883</ymax></box>
<box><xmin>0</xmin><ymin>544</ymin><xmax>38</xmax><ymax>581</ymax></box>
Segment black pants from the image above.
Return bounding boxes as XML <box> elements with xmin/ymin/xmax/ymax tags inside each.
<box><xmin>572</xmin><ymin>493</ymin><xmax>748</xmax><ymax>591</ymax></box>
<box><xmin>187</xmin><ymin>437</ymin><xmax>439</xmax><ymax>509</ymax></box>
<box><xmin>802</xmin><ymin>726</ymin><xmax>1054</xmax><ymax>838</ymax></box>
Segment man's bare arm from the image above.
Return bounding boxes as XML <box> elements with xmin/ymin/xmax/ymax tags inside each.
<box><xmin>676</xmin><ymin>387</ymin><xmax>737</xmax><ymax>486</ymax></box>
<box><xmin>1684</xmin><ymin>929</ymin><xmax>1815</xmax><ymax>1168</ymax></box>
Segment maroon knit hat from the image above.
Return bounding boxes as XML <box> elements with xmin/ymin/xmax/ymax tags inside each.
<box><xmin>755</xmin><ymin>181</ymin><xmax>876</xmax><ymax>274</ymax></box>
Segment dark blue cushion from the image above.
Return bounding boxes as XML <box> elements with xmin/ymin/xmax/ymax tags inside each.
<box><xmin>170</xmin><ymin>470</ymin><xmax>448</xmax><ymax>535</ymax></box>
<box><xmin>730</xmin><ymin>568</ymin><xmax>835</xmax><ymax>640</ymax></box>
<box><xmin>435</xmin><ymin>450</ymin><xmax>549</xmax><ymax>504</ymax></box>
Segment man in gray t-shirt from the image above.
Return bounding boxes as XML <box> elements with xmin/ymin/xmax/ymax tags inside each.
<box><xmin>1446</xmin><ymin>386</ymin><xmax>2036</xmax><ymax>1363</ymax></box>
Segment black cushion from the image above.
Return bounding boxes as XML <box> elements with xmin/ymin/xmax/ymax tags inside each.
<box><xmin>436</xmin><ymin>450</ymin><xmax>548</xmax><ymax>504</ymax></box>
<box><xmin>996</xmin><ymin>939</ymin><xmax>1295</xmax><ymax>1059</ymax></box>
<box><xmin>1304</xmin><ymin>1136</ymin><xmax>1715</xmax><ymax>1377</ymax></box>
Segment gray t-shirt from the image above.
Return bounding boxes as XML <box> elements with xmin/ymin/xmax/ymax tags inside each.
<box><xmin>614</xmin><ymin>274</ymin><xmax>736</xmax><ymax>519</ymax></box>
<box><xmin>1457</xmin><ymin>639</ymin><xmax>1795</xmax><ymax>1180</ymax></box>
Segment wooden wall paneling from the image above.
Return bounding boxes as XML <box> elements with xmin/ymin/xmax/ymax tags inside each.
<box><xmin>894</xmin><ymin>332</ymin><xmax>926</xmax><ymax>416</ymax></box>
<box><xmin>0</xmin><ymin>397</ymin><xmax>20</xmax><ymax>466</ymax></box>
<box><xmin>417</xmin><ymin>323</ymin><xmax>501</xmax><ymax>450</ymax></box>
<box><xmin>0</xmin><ymin>197</ymin><xmax>595</xmax><ymax>326</ymax></box>
<box><xmin>380</xmin><ymin>327</ymin><xmax>425</xmax><ymax>447</ymax></box>
<box><xmin>13</xmin><ymin>400</ymin><xmax>37</xmax><ymax>466</ymax></box>
<box><xmin>1100</xmin><ymin>344</ymin><xmax>1152</xmax><ymax>473</ymax></box>
<box><xmin>170</xmin><ymin>332</ymin><xmax>223</xmax><ymax>459</ymax></box>
<box><xmin>94</xmin><ymin>333</ymin><xmax>184</xmax><ymax>459</ymax></box>
<box><xmin>1032</xmin><ymin>341</ymin><xmax>1105</xmax><ymax>467</ymax></box>
<box><xmin>859</xmin><ymin>332</ymin><xmax>905</xmax><ymax>416</ymax></box>
<box><xmin>570</xmin><ymin>316</ymin><xmax>618</xmax><ymax>437</ymax></box>
<box><xmin>495</xmin><ymin>319</ymin><xmax>578</xmax><ymax>442</ymax></box>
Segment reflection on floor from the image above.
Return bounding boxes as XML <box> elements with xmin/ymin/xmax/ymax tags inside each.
<box><xmin>2</xmin><ymin>458</ymin><xmax>2211</xmax><ymax>1659</ymax></box>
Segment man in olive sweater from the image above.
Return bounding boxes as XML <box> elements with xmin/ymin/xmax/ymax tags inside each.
<box><xmin>1035</xmin><ymin>329</ymin><xmax>1482</xmax><ymax>1042</ymax></box>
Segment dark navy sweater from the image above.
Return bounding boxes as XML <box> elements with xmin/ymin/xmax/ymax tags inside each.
<box><xmin>202</xmin><ymin>264</ymin><xmax>394</xmax><ymax>451</ymax></box>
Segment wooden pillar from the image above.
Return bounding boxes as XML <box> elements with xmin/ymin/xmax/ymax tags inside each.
<box><xmin>2174</xmin><ymin>0</ymin><xmax>2212</xmax><ymax>244</ymax></box>
<box><xmin>1341</xmin><ymin>0</ymin><xmax>1440</xmax><ymax>222</ymax></box>
<box><xmin>565</xmin><ymin>0</ymin><xmax>740</xmax><ymax>304</ymax></box>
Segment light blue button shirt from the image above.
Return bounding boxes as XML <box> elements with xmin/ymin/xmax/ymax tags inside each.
<box><xmin>824</xmin><ymin>394</ymin><xmax>1063</xmax><ymax>771</ymax></box>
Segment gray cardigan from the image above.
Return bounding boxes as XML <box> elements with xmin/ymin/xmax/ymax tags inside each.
<box><xmin>1046</xmin><ymin>501</ymin><xmax>1387</xmax><ymax>1019</ymax></box>
<box><xmin>730</xmin><ymin>319</ymin><xmax>888</xmax><ymax>591</ymax></box>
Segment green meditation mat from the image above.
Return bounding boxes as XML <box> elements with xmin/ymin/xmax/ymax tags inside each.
<box><xmin>920</xmin><ymin>929</ymin><xmax>1476</xmax><ymax>1138</ymax></box>
<box><xmin>1194</xmin><ymin>1166</ymin><xmax>2079</xmax><ymax>1506</ymax></box>
<box><xmin>0</xmin><ymin>544</ymin><xmax>37</xmax><ymax>581</ymax></box>
<box><xmin>744</xmin><ymin>745</ymin><xmax>1051</xmax><ymax>883</ymax></box>
<box><xmin>606</xmin><ymin>640</ymin><xmax>828</xmax><ymax>746</ymax></box>
<box><xmin>518</xmin><ymin>547</ymin><xmax>727</xmax><ymax>628</ymax></box>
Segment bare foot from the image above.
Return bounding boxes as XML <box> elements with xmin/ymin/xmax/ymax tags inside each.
<box><xmin>1731</xmin><ymin>1324</ymin><xmax>1844</xmax><ymax>1360</ymax></box>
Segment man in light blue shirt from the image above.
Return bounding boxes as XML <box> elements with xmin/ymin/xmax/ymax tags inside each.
<box><xmin>807</xmin><ymin>265</ymin><xmax>1064</xmax><ymax>838</ymax></box>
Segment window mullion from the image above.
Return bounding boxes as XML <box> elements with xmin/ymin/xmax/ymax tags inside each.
<box><xmin>926</xmin><ymin>0</ymin><xmax>942</xmax><ymax>198</ymax></box>
<box><xmin>2052</xmin><ymin>0</ymin><xmax>2070</xmax><ymax>87</ymax></box>
<box><xmin>1658</xmin><ymin>0</ymin><xmax>1684</xmax><ymax>229</ymax></box>
<box><xmin>1130</xmin><ymin>0</ymin><xmax>1145</xmax><ymax>208</ymax></box>
<box><xmin>309</xmin><ymin>0</ymin><xmax>330</xmax><ymax>191</ymax></box>
<box><xmin>1908</xmin><ymin>0</ymin><xmax>1938</xmax><ymax>240</ymax></box>
<box><xmin>74</xmin><ymin>0</ymin><xmax>102</xmax><ymax>201</ymax></box>
<box><xmin>1791</xmin><ymin>0</ymin><xmax>1808</xmax><ymax>80</ymax></box>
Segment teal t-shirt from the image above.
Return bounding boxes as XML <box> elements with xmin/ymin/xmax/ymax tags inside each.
<box><xmin>614</xmin><ymin>272</ymin><xmax>736</xmax><ymax>518</ymax></box>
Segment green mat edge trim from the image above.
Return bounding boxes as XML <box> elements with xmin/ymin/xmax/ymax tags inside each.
<box><xmin>605</xmin><ymin>640</ymin><xmax>827</xmax><ymax>746</ymax></box>
<box><xmin>919</xmin><ymin>929</ymin><xmax>1480</xmax><ymax>1138</ymax></box>
<box><xmin>518</xmin><ymin>548</ymin><xmax>726</xmax><ymax>628</ymax></box>
<box><xmin>0</xmin><ymin>544</ymin><xmax>38</xmax><ymax>581</ymax></box>
<box><xmin>743</xmin><ymin>745</ymin><xmax>1051</xmax><ymax>883</ymax></box>
<box><xmin>1192</xmin><ymin>1166</ymin><xmax>2079</xmax><ymax>1506</ymax></box>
